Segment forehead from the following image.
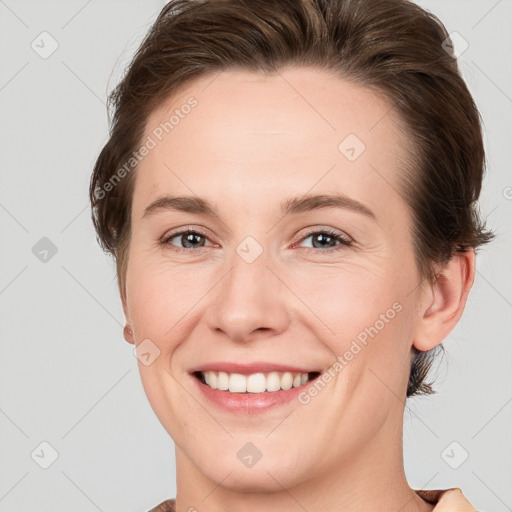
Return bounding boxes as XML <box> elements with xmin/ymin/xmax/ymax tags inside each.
<box><xmin>133</xmin><ymin>67</ymin><xmax>411</xmax><ymax>225</ymax></box>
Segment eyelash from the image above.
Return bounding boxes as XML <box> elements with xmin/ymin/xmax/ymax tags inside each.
<box><xmin>159</xmin><ymin>228</ymin><xmax>353</xmax><ymax>254</ymax></box>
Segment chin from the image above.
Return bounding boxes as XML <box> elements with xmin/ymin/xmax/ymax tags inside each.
<box><xmin>206</xmin><ymin>463</ymin><xmax>305</xmax><ymax>494</ymax></box>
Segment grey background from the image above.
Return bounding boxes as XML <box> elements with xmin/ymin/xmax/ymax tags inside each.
<box><xmin>0</xmin><ymin>0</ymin><xmax>511</xmax><ymax>511</ymax></box>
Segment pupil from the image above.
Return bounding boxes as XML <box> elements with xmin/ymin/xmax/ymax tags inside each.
<box><xmin>184</xmin><ymin>233</ymin><xmax>202</xmax><ymax>248</ymax></box>
<box><xmin>314</xmin><ymin>233</ymin><xmax>333</xmax><ymax>248</ymax></box>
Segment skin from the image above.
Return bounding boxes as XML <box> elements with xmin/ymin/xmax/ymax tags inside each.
<box><xmin>121</xmin><ymin>67</ymin><xmax>475</xmax><ymax>512</ymax></box>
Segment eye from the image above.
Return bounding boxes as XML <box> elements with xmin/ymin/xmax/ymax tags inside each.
<box><xmin>295</xmin><ymin>229</ymin><xmax>353</xmax><ymax>252</ymax></box>
<box><xmin>160</xmin><ymin>229</ymin><xmax>213</xmax><ymax>252</ymax></box>
<box><xmin>160</xmin><ymin>228</ymin><xmax>353</xmax><ymax>253</ymax></box>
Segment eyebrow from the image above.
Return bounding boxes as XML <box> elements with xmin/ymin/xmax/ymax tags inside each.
<box><xmin>141</xmin><ymin>193</ymin><xmax>377</xmax><ymax>221</ymax></box>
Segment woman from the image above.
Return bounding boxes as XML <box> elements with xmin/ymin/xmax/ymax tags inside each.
<box><xmin>90</xmin><ymin>0</ymin><xmax>494</xmax><ymax>510</ymax></box>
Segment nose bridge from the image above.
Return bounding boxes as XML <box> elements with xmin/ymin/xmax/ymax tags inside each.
<box><xmin>206</xmin><ymin>235</ymin><xmax>288</xmax><ymax>341</ymax></box>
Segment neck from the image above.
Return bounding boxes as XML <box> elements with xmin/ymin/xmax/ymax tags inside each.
<box><xmin>173</xmin><ymin>409</ymin><xmax>434</xmax><ymax>512</ymax></box>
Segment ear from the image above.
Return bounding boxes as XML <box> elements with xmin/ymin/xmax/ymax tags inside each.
<box><xmin>413</xmin><ymin>248</ymin><xmax>475</xmax><ymax>351</ymax></box>
<box><xmin>121</xmin><ymin>290</ymin><xmax>135</xmax><ymax>345</ymax></box>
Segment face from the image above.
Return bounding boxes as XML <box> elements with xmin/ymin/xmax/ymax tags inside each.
<box><xmin>122</xmin><ymin>67</ymin><xmax>427</xmax><ymax>490</ymax></box>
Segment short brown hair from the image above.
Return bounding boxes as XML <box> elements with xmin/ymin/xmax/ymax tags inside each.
<box><xmin>89</xmin><ymin>0</ymin><xmax>495</xmax><ymax>397</ymax></box>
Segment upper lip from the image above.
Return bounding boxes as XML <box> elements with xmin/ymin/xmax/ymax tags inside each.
<box><xmin>189</xmin><ymin>362</ymin><xmax>321</xmax><ymax>375</ymax></box>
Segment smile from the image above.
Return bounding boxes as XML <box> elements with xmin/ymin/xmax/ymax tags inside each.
<box><xmin>188</xmin><ymin>361</ymin><xmax>324</xmax><ymax>414</ymax></box>
<box><xmin>194</xmin><ymin>370</ymin><xmax>321</xmax><ymax>394</ymax></box>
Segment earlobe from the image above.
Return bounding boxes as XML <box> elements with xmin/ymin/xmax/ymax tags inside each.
<box><xmin>123</xmin><ymin>324</ymin><xmax>135</xmax><ymax>345</ymax></box>
<box><xmin>413</xmin><ymin>249</ymin><xmax>475</xmax><ymax>352</ymax></box>
<box><xmin>121</xmin><ymin>292</ymin><xmax>135</xmax><ymax>345</ymax></box>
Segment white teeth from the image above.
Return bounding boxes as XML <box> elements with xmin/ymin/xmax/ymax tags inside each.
<box><xmin>266</xmin><ymin>371</ymin><xmax>281</xmax><ymax>392</ymax></box>
<box><xmin>217</xmin><ymin>371</ymin><xmax>229</xmax><ymax>391</ymax></box>
<box><xmin>281</xmin><ymin>372</ymin><xmax>293</xmax><ymax>390</ymax></box>
<box><xmin>199</xmin><ymin>370</ymin><xmax>313</xmax><ymax>393</ymax></box>
<box><xmin>229</xmin><ymin>373</ymin><xmax>247</xmax><ymax>393</ymax></box>
<box><xmin>247</xmin><ymin>373</ymin><xmax>266</xmax><ymax>393</ymax></box>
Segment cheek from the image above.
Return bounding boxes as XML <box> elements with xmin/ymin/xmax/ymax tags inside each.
<box><xmin>296</xmin><ymin>267</ymin><xmax>414</xmax><ymax>393</ymax></box>
<box><xmin>293</xmin><ymin>266</ymin><xmax>401</xmax><ymax>340</ymax></box>
<box><xmin>126</xmin><ymin>260</ymin><xmax>199</xmax><ymax>435</ymax></box>
<box><xmin>127</xmin><ymin>252</ymin><xmax>413</xmax><ymax>356</ymax></box>
<box><xmin>126</xmin><ymin>259</ymin><xmax>202</xmax><ymax>340</ymax></box>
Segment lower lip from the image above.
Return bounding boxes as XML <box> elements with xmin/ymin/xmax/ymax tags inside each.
<box><xmin>190</xmin><ymin>373</ymin><xmax>319</xmax><ymax>415</ymax></box>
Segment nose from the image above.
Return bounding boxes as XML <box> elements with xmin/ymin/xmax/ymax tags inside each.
<box><xmin>205</xmin><ymin>248</ymin><xmax>289</xmax><ymax>343</ymax></box>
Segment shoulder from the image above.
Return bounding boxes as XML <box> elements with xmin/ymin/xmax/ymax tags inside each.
<box><xmin>147</xmin><ymin>498</ymin><xmax>176</xmax><ymax>512</ymax></box>
<box><xmin>417</xmin><ymin>488</ymin><xmax>477</xmax><ymax>511</ymax></box>
<box><xmin>149</xmin><ymin>491</ymin><xmax>476</xmax><ymax>512</ymax></box>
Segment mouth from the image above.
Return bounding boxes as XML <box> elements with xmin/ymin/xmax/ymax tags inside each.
<box><xmin>188</xmin><ymin>361</ymin><xmax>326</xmax><ymax>414</ymax></box>
<box><xmin>192</xmin><ymin>370</ymin><xmax>322</xmax><ymax>394</ymax></box>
